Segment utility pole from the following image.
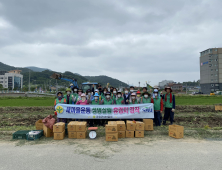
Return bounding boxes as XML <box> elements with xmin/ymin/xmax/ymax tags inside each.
<box><xmin>56</xmin><ymin>79</ymin><xmax>58</xmax><ymax>93</ymax></box>
<box><xmin>29</xmin><ymin>70</ymin><xmax>30</xmax><ymax>92</ymax></box>
<box><xmin>186</xmin><ymin>83</ymin><xmax>187</xmax><ymax>94</ymax></box>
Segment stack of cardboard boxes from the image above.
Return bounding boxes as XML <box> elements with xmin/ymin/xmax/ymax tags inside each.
<box><xmin>53</xmin><ymin>122</ymin><xmax>65</xmax><ymax>140</ymax></box>
<box><xmin>126</xmin><ymin>121</ymin><xmax>136</xmax><ymax>138</ymax></box>
<box><xmin>143</xmin><ymin>119</ymin><xmax>154</xmax><ymax>131</ymax></box>
<box><xmin>67</xmin><ymin>121</ymin><xmax>79</xmax><ymax>139</ymax></box>
<box><xmin>116</xmin><ymin>121</ymin><xmax>126</xmax><ymax>138</ymax></box>
<box><xmin>43</xmin><ymin>124</ymin><xmax>53</xmax><ymax>137</ymax></box>
<box><xmin>169</xmin><ymin>125</ymin><xmax>184</xmax><ymax>139</ymax></box>
<box><xmin>135</xmin><ymin>122</ymin><xmax>145</xmax><ymax>138</ymax></box>
<box><xmin>35</xmin><ymin>119</ymin><xmax>43</xmax><ymax>130</ymax></box>
<box><xmin>106</xmin><ymin>121</ymin><xmax>118</xmax><ymax>141</ymax></box>
<box><xmin>76</xmin><ymin>122</ymin><xmax>87</xmax><ymax>139</ymax></box>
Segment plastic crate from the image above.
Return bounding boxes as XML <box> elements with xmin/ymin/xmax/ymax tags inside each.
<box><xmin>26</xmin><ymin>130</ymin><xmax>44</xmax><ymax>140</ymax></box>
<box><xmin>13</xmin><ymin>130</ymin><xmax>31</xmax><ymax>139</ymax></box>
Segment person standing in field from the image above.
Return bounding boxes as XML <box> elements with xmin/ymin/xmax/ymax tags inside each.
<box><xmin>54</xmin><ymin>91</ymin><xmax>66</xmax><ymax>123</ymax></box>
<box><xmin>141</xmin><ymin>91</ymin><xmax>153</xmax><ymax>103</ymax></box>
<box><xmin>123</xmin><ymin>88</ymin><xmax>130</xmax><ymax>104</ymax></box>
<box><xmin>72</xmin><ymin>86</ymin><xmax>79</xmax><ymax>104</ymax></box>
<box><xmin>100</xmin><ymin>92</ymin><xmax>115</xmax><ymax>104</ymax></box>
<box><xmin>136</xmin><ymin>90</ymin><xmax>142</xmax><ymax>104</ymax></box>
<box><xmin>112</xmin><ymin>88</ymin><xmax>118</xmax><ymax>100</ymax></box>
<box><xmin>130</xmin><ymin>93</ymin><xmax>138</xmax><ymax>104</ymax></box>
<box><xmin>115</xmin><ymin>91</ymin><xmax>124</xmax><ymax>105</ymax></box>
<box><xmin>162</xmin><ymin>87</ymin><xmax>175</xmax><ymax>125</ymax></box>
<box><xmin>64</xmin><ymin>88</ymin><xmax>74</xmax><ymax>104</ymax></box>
<box><xmin>153</xmin><ymin>89</ymin><xmax>163</xmax><ymax>126</ymax></box>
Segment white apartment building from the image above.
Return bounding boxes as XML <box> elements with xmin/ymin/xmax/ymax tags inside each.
<box><xmin>159</xmin><ymin>80</ymin><xmax>174</xmax><ymax>89</ymax></box>
<box><xmin>0</xmin><ymin>70</ymin><xmax>23</xmax><ymax>90</ymax></box>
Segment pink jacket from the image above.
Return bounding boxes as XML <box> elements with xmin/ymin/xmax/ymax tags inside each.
<box><xmin>76</xmin><ymin>100</ymin><xmax>89</xmax><ymax>105</ymax></box>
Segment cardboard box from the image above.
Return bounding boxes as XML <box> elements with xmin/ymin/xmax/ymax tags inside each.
<box><xmin>116</xmin><ymin>121</ymin><xmax>126</xmax><ymax>131</ymax></box>
<box><xmin>43</xmin><ymin>124</ymin><xmax>53</xmax><ymax>137</ymax></box>
<box><xmin>135</xmin><ymin>130</ymin><xmax>144</xmax><ymax>138</ymax></box>
<box><xmin>136</xmin><ymin>122</ymin><xmax>145</xmax><ymax>131</ymax></box>
<box><xmin>106</xmin><ymin>133</ymin><xmax>118</xmax><ymax>141</ymax></box>
<box><xmin>35</xmin><ymin>119</ymin><xmax>43</xmax><ymax>130</ymax></box>
<box><xmin>77</xmin><ymin>131</ymin><xmax>87</xmax><ymax>139</ymax></box>
<box><xmin>144</xmin><ymin>124</ymin><xmax>153</xmax><ymax>131</ymax></box>
<box><xmin>108</xmin><ymin>121</ymin><xmax>117</xmax><ymax>125</ymax></box>
<box><xmin>76</xmin><ymin>122</ymin><xmax>87</xmax><ymax>132</ymax></box>
<box><xmin>143</xmin><ymin>119</ymin><xmax>153</xmax><ymax>124</ymax></box>
<box><xmin>126</xmin><ymin>130</ymin><xmax>134</xmax><ymax>138</ymax></box>
<box><xmin>105</xmin><ymin>124</ymin><xmax>118</xmax><ymax>133</ymax></box>
<box><xmin>118</xmin><ymin>131</ymin><xmax>126</xmax><ymax>138</ymax></box>
<box><xmin>54</xmin><ymin>130</ymin><xmax>65</xmax><ymax>140</ymax></box>
<box><xmin>68</xmin><ymin>121</ymin><xmax>79</xmax><ymax>132</ymax></box>
<box><xmin>53</xmin><ymin>122</ymin><xmax>65</xmax><ymax>133</ymax></box>
<box><xmin>68</xmin><ymin>132</ymin><xmax>77</xmax><ymax>139</ymax></box>
<box><xmin>126</xmin><ymin>121</ymin><xmax>136</xmax><ymax>131</ymax></box>
<box><xmin>169</xmin><ymin>125</ymin><xmax>184</xmax><ymax>139</ymax></box>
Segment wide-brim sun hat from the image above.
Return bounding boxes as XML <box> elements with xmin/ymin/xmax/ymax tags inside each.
<box><xmin>165</xmin><ymin>87</ymin><xmax>172</xmax><ymax>92</ymax></box>
<box><xmin>81</xmin><ymin>93</ymin><xmax>86</xmax><ymax>97</ymax></box>
<box><xmin>94</xmin><ymin>93</ymin><xmax>100</xmax><ymax>97</ymax></box>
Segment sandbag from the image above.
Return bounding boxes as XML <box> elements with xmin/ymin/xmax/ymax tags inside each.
<box><xmin>42</xmin><ymin>115</ymin><xmax>56</xmax><ymax>130</ymax></box>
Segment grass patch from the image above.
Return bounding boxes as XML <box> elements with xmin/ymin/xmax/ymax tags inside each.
<box><xmin>176</xmin><ymin>95</ymin><xmax>222</xmax><ymax>105</ymax></box>
<box><xmin>0</xmin><ymin>97</ymin><xmax>55</xmax><ymax>107</ymax></box>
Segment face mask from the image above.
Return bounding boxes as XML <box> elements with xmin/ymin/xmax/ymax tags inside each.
<box><xmin>104</xmin><ymin>91</ymin><xmax>107</xmax><ymax>94</ymax></box>
<box><xmin>132</xmin><ymin>96</ymin><xmax>135</xmax><ymax>99</ymax></box>
<box><xmin>106</xmin><ymin>95</ymin><xmax>110</xmax><ymax>98</ymax></box>
<box><xmin>67</xmin><ymin>92</ymin><xmax>70</xmax><ymax>95</ymax></box>
<box><xmin>110</xmin><ymin>89</ymin><xmax>113</xmax><ymax>92</ymax></box>
<box><xmin>144</xmin><ymin>95</ymin><xmax>148</xmax><ymax>98</ymax></box>
<box><xmin>125</xmin><ymin>91</ymin><xmax>128</xmax><ymax>94</ymax></box>
<box><xmin>91</xmin><ymin>92</ymin><xmax>94</xmax><ymax>95</ymax></box>
<box><xmin>118</xmin><ymin>94</ymin><xmax>121</xmax><ymax>98</ymax></box>
<box><xmin>74</xmin><ymin>89</ymin><xmax>77</xmax><ymax>92</ymax></box>
<box><xmin>58</xmin><ymin>96</ymin><xmax>62</xmax><ymax>100</ymax></box>
<box><xmin>113</xmin><ymin>91</ymin><xmax>117</xmax><ymax>94</ymax></box>
<box><xmin>78</xmin><ymin>92</ymin><xmax>82</xmax><ymax>96</ymax></box>
<box><xmin>154</xmin><ymin>93</ymin><xmax>158</xmax><ymax>96</ymax></box>
<box><xmin>130</xmin><ymin>90</ymin><xmax>133</xmax><ymax>92</ymax></box>
<box><xmin>137</xmin><ymin>95</ymin><xmax>140</xmax><ymax>97</ymax></box>
<box><xmin>95</xmin><ymin>97</ymin><xmax>98</xmax><ymax>100</ymax></box>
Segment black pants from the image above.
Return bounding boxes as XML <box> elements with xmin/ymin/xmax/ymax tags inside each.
<box><xmin>154</xmin><ymin>111</ymin><xmax>161</xmax><ymax>126</ymax></box>
<box><xmin>163</xmin><ymin>108</ymin><xmax>174</xmax><ymax>125</ymax></box>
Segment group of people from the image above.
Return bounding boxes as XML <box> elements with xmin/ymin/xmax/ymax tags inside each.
<box><xmin>54</xmin><ymin>85</ymin><xmax>176</xmax><ymax>126</ymax></box>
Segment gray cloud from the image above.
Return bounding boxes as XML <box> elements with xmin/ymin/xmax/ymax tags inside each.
<box><xmin>0</xmin><ymin>0</ymin><xmax>222</xmax><ymax>86</ymax></box>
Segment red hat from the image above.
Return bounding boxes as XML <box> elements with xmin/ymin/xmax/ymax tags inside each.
<box><xmin>136</xmin><ymin>90</ymin><xmax>141</xmax><ymax>94</ymax></box>
<box><xmin>165</xmin><ymin>87</ymin><xmax>172</xmax><ymax>92</ymax></box>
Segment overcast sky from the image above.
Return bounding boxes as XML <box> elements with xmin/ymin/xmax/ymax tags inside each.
<box><xmin>0</xmin><ymin>0</ymin><xmax>222</xmax><ymax>86</ymax></box>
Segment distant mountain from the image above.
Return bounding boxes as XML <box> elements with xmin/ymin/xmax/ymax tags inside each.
<box><xmin>0</xmin><ymin>62</ymin><xmax>31</xmax><ymax>73</ymax></box>
<box><xmin>25</xmin><ymin>66</ymin><xmax>52</xmax><ymax>72</ymax></box>
<box><xmin>0</xmin><ymin>62</ymin><xmax>127</xmax><ymax>88</ymax></box>
<box><xmin>84</xmin><ymin>75</ymin><xmax>128</xmax><ymax>87</ymax></box>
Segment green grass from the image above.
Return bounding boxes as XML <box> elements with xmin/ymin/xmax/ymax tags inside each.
<box><xmin>0</xmin><ymin>95</ymin><xmax>222</xmax><ymax>107</ymax></box>
<box><xmin>0</xmin><ymin>97</ymin><xmax>55</xmax><ymax>106</ymax></box>
<box><xmin>176</xmin><ymin>95</ymin><xmax>222</xmax><ymax>105</ymax></box>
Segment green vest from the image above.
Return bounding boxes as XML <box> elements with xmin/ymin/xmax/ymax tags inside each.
<box><xmin>104</xmin><ymin>99</ymin><xmax>113</xmax><ymax>105</ymax></box>
<box><xmin>101</xmin><ymin>94</ymin><xmax>106</xmax><ymax>100</ymax></box>
<box><xmin>116</xmin><ymin>97</ymin><xmax>123</xmax><ymax>105</ymax></box>
<box><xmin>112</xmin><ymin>94</ymin><xmax>117</xmax><ymax>100</ymax></box>
<box><xmin>142</xmin><ymin>97</ymin><xmax>151</xmax><ymax>103</ymax></box>
<box><xmin>91</xmin><ymin>100</ymin><xmax>100</xmax><ymax>105</ymax></box>
<box><xmin>154</xmin><ymin>97</ymin><xmax>161</xmax><ymax>110</ymax></box>
<box><xmin>130</xmin><ymin>100</ymin><xmax>138</xmax><ymax>104</ymax></box>
<box><xmin>64</xmin><ymin>94</ymin><xmax>72</xmax><ymax>104</ymax></box>
<box><xmin>164</xmin><ymin>93</ymin><xmax>173</xmax><ymax>108</ymax></box>
<box><xmin>55</xmin><ymin>98</ymin><xmax>65</xmax><ymax>104</ymax></box>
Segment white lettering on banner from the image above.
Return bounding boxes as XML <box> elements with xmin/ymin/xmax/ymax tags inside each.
<box><xmin>55</xmin><ymin>103</ymin><xmax>154</xmax><ymax>119</ymax></box>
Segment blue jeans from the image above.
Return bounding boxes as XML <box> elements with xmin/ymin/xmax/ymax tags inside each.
<box><xmin>163</xmin><ymin>108</ymin><xmax>174</xmax><ymax>125</ymax></box>
<box><xmin>154</xmin><ymin>111</ymin><xmax>161</xmax><ymax>126</ymax></box>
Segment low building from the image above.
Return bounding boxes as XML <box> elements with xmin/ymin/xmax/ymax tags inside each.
<box><xmin>166</xmin><ymin>83</ymin><xmax>183</xmax><ymax>92</ymax></box>
<box><xmin>0</xmin><ymin>70</ymin><xmax>23</xmax><ymax>90</ymax></box>
<box><xmin>159</xmin><ymin>80</ymin><xmax>174</xmax><ymax>89</ymax></box>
